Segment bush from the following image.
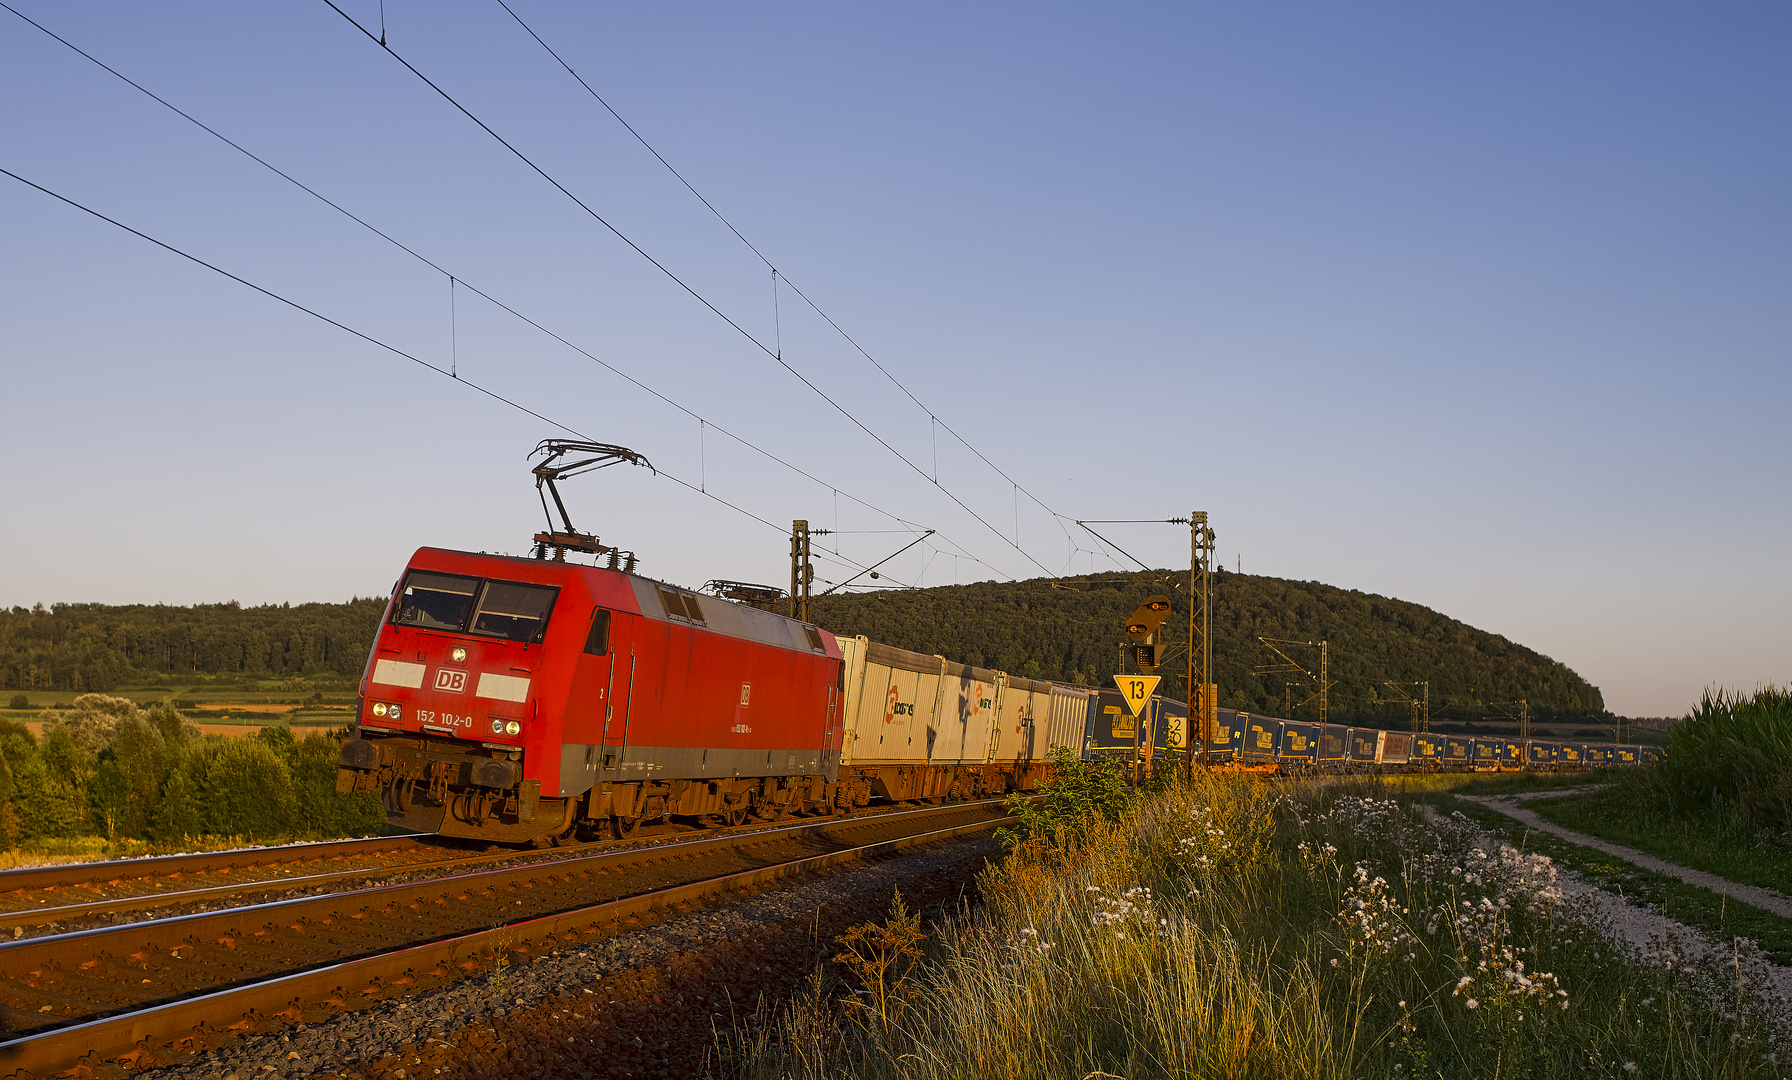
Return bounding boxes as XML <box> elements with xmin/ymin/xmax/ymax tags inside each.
<box><xmin>998</xmin><ymin>745</ymin><xmax>1132</xmax><ymax>849</ymax></box>
<box><xmin>7</xmin><ymin>694</ymin><xmax>27</xmax><ymax>710</ymax></box>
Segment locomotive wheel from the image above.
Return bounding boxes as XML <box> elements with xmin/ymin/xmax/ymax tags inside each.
<box><xmin>613</xmin><ymin>813</ymin><xmax>641</xmax><ymax>839</ymax></box>
<box><xmin>723</xmin><ymin>802</ymin><xmax>749</xmax><ymax>828</ymax></box>
<box><xmin>549</xmin><ymin>821</ymin><xmax>580</xmax><ymax>847</ymax></box>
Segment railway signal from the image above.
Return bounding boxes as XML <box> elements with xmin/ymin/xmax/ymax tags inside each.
<box><xmin>1124</xmin><ymin>594</ymin><xmax>1172</xmax><ymax>673</ymax></box>
<box><xmin>1077</xmin><ymin>512</ymin><xmax>1219</xmax><ymax>778</ymax></box>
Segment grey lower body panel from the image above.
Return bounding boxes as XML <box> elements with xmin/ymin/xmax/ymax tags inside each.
<box><xmin>595</xmin><ymin>745</ymin><xmax>840</xmax><ymax>786</ymax></box>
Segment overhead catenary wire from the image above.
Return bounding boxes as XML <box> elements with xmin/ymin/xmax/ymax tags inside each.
<box><xmin>319</xmin><ymin>0</ymin><xmax>1058</xmax><ymax>580</ymax></box>
<box><xmin>0</xmin><ymin>165</ymin><xmax>922</xmax><ymax>586</ymax></box>
<box><xmin>491</xmin><ymin>0</ymin><xmax>1078</xmax><ymax>554</ymax></box>
<box><xmin>0</xmin><ymin>3</ymin><xmax>997</xmax><ymax>568</ymax></box>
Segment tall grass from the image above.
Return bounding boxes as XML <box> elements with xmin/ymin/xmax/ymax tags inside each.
<box><xmin>719</xmin><ymin>774</ymin><xmax>1789</xmax><ymax>1079</ymax></box>
<box><xmin>1655</xmin><ymin>686</ymin><xmax>1792</xmax><ymax>840</ymax></box>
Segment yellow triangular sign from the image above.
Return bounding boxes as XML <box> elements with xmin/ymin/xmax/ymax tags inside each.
<box><xmin>1112</xmin><ymin>675</ymin><xmax>1161</xmax><ymax>717</ymax></box>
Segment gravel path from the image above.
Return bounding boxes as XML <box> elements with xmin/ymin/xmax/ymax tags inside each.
<box><xmin>1457</xmin><ymin>793</ymin><xmax>1792</xmax><ymax>919</ymax></box>
<box><xmin>1421</xmin><ymin>802</ymin><xmax>1792</xmax><ymax>1049</ymax></box>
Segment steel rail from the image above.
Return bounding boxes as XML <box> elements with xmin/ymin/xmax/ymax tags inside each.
<box><xmin>0</xmin><ymin>834</ymin><xmax>426</xmax><ymax>897</ymax></box>
<box><xmin>0</xmin><ymin>807</ymin><xmax>1008</xmax><ymax>1076</ymax></box>
<box><xmin>0</xmin><ymin>799</ymin><xmax>995</xmax><ymax>932</ymax></box>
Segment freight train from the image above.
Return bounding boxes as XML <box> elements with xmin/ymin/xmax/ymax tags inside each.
<box><xmin>1083</xmin><ymin>690</ymin><xmax>1659</xmax><ymax>772</ymax></box>
<box><xmin>334</xmin><ymin>543</ymin><xmax>1654</xmax><ymax>846</ymax></box>
<box><xmin>334</xmin><ymin>545</ymin><xmax>1089</xmax><ymax>845</ymax></box>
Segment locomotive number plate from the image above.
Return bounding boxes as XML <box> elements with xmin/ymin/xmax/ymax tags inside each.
<box><xmin>415</xmin><ymin>709</ymin><xmax>473</xmax><ymax>731</ymax></box>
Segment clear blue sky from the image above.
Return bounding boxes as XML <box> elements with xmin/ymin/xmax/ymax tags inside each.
<box><xmin>2</xmin><ymin>2</ymin><xmax>1786</xmax><ymax>716</ymax></box>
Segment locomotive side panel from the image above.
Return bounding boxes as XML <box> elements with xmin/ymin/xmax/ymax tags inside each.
<box><xmin>609</xmin><ymin>581</ymin><xmax>836</xmax><ymax>781</ymax></box>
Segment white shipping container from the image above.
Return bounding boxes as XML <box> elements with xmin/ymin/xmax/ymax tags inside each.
<box><xmin>1046</xmin><ymin>686</ymin><xmax>1092</xmax><ymax>759</ymax></box>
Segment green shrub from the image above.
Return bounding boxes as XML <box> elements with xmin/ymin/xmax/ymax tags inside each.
<box><xmin>7</xmin><ymin>694</ymin><xmax>27</xmax><ymax>710</ymax></box>
<box><xmin>189</xmin><ymin>737</ymin><xmax>296</xmax><ymax>839</ymax></box>
<box><xmin>998</xmin><ymin>745</ymin><xmax>1132</xmax><ymax>848</ymax></box>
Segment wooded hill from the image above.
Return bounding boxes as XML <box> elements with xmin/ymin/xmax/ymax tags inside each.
<box><xmin>0</xmin><ymin>599</ymin><xmax>385</xmax><ymax>693</ymax></box>
<box><xmin>1</xmin><ymin>571</ymin><xmax>1606</xmax><ymax>726</ymax></box>
<box><xmin>809</xmin><ymin>570</ymin><xmax>1606</xmax><ymax>725</ymax></box>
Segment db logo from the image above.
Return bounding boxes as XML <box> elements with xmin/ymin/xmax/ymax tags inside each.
<box><xmin>434</xmin><ymin>669</ymin><xmax>467</xmax><ymax>693</ymax></box>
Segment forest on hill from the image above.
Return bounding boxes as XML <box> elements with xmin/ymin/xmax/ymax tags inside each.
<box><xmin>0</xmin><ymin>599</ymin><xmax>385</xmax><ymax>692</ymax></box>
<box><xmin>0</xmin><ymin>571</ymin><xmax>1606</xmax><ymax>726</ymax></box>
<box><xmin>809</xmin><ymin>569</ymin><xmax>1606</xmax><ymax>725</ymax></box>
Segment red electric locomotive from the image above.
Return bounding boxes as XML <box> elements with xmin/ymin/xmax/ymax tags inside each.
<box><xmin>336</xmin><ymin>442</ymin><xmax>848</xmax><ymax>844</ymax></box>
<box><xmin>336</xmin><ymin>545</ymin><xmax>844</xmax><ymax>844</ymax></box>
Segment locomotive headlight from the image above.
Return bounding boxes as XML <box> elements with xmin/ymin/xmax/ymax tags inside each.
<box><xmin>372</xmin><ymin>702</ymin><xmax>388</xmax><ymax>717</ymax></box>
<box><xmin>505</xmin><ymin>720</ymin><xmax>522</xmax><ymax>736</ymax></box>
<box><xmin>490</xmin><ymin>719</ymin><xmax>504</xmax><ymax>734</ymax></box>
<box><xmin>451</xmin><ymin>647</ymin><xmax>467</xmax><ymax>663</ymax></box>
<box><xmin>389</xmin><ymin>704</ymin><xmax>401</xmax><ymax>720</ymax></box>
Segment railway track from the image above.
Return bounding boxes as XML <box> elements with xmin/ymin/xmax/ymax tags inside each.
<box><xmin>0</xmin><ymin>835</ymin><xmax>442</xmax><ymax>931</ymax></box>
<box><xmin>0</xmin><ymin>803</ymin><xmax>954</xmax><ymax>937</ymax></box>
<box><xmin>0</xmin><ymin>798</ymin><xmax>1013</xmax><ymax>1077</ymax></box>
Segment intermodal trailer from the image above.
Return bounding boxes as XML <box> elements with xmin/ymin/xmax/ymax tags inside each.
<box><xmin>1242</xmin><ymin>716</ymin><xmax>1284</xmax><ymax>762</ymax></box>
<box><xmin>1276</xmin><ymin>721</ymin><xmax>1318</xmax><ymax>765</ymax></box>
<box><xmin>1525</xmin><ymin>741</ymin><xmax>1560</xmax><ymax>768</ymax></box>
<box><xmin>1412</xmin><ymin>733</ymin><xmax>1446</xmax><ymax>768</ymax></box>
<box><xmin>833</xmin><ymin>638</ymin><xmax>1059</xmax><ymax>801</ymax></box>
<box><xmin>1347</xmin><ymin>728</ymin><xmax>1382</xmax><ymax>766</ymax></box>
<box><xmin>1087</xmin><ymin>688</ymin><xmax>1136</xmax><ymax>757</ymax></box>
<box><xmin>1583</xmin><ymin>744</ymin><xmax>1612</xmax><ymax>767</ymax></box>
<box><xmin>1202</xmin><ymin>709</ymin><xmax>1244</xmax><ymax>764</ymax></box>
<box><xmin>1558</xmin><ymin>743</ymin><xmax>1586</xmax><ymax>768</ymax></box>
<box><xmin>1379</xmin><ymin>731</ymin><xmax>1414</xmax><ymax>766</ymax></box>
<box><xmin>1316</xmin><ymin>724</ymin><xmax>1349</xmax><ymax>766</ymax></box>
<box><xmin>1442</xmin><ymin>735</ymin><xmax>1473</xmax><ymax>767</ymax></box>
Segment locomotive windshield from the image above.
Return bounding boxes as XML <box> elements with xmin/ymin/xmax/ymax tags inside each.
<box><xmin>392</xmin><ymin>571</ymin><xmax>478</xmax><ymax>630</ymax></box>
<box><xmin>471</xmin><ymin>581</ymin><xmax>559</xmax><ymax>642</ymax></box>
<box><xmin>390</xmin><ymin>572</ymin><xmax>559</xmax><ymax>643</ymax></box>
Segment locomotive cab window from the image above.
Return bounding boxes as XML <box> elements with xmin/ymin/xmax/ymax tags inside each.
<box><xmin>392</xmin><ymin>571</ymin><xmax>479</xmax><ymax>631</ymax></box>
<box><xmin>584</xmin><ymin>608</ymin><xmax>612</xmax><ymax>656</ymax></box>
<box><xmin>470</xmin><ymin>581</ymin><xmax>560</xmax><ymax>643</ymax></box>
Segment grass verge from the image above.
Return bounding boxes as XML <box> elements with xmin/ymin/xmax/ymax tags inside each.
<box><xmin>720</xmin><ymin>775</ymin><xmax>1790</xmax><ymax>1079</ymax></box>
<box><xmin>1526</xmin><ymin>788</ymin><xmax>1792</xmax><ymax>899</ymax></box>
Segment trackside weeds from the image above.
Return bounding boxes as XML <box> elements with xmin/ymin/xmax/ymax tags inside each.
<box><xmin>718</xmin><ymin>775</ymin><xmax>1790</xmax><ymax>1080</ymax></box>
